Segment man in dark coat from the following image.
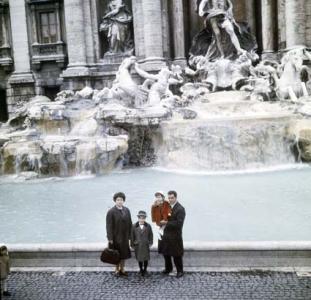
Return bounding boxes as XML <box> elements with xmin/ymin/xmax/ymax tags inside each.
<box><xmin>159</xmin><ymin>190</ymin><xmax>186</xmax><ymax>278</ymax></box>
<box><xmin>106</xmin><ymin>192</ymin><xmax>132</xmax><ymax>276</ymax></box>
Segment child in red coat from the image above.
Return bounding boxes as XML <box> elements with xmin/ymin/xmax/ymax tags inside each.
<box><xmin>151</xmin><ymin>191</ymin><xmax>172</xmax><ymax>238</ymax></box>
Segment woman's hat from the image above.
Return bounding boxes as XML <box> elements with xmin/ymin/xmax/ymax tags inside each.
<box><xmin>137</xmin><ymin>210</ymin><xmax>147</xmax><ymax>218</ymax></box>
<box><xmin>154</xmin><ymin>191</ymin><xmax>165</xmax><ymax>198</ymax></box>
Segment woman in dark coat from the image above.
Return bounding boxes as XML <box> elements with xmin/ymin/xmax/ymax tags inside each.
<box><xmin>131</xmin><ymin>211</ymin><xmax>153</xmax><ymax>276</ymax></box>
<box><xmin>106</xmin><ymin>192</ymin><xmax>132</xmax><ymax>276</ymax></box>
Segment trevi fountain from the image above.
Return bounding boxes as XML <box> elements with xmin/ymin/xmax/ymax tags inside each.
<box><xmin>0</xmin><ymin>0</ymin><xmax>311</xmax><ymax>244</ymax></box>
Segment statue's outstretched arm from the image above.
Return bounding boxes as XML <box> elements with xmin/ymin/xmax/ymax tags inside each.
<box><xmin>103</xmin><ymin>5</ymin><xmax>124</xmax><ymax>19</ymax></box>
<box><xmin>198</xmin><ymin>0</ymin><xmax>208</xmax><ymax>17</ymax></box>
<box><xmin>135</xmin><ymin>63</ymin><xmax>158</xmax><ymax>81</ymax></box>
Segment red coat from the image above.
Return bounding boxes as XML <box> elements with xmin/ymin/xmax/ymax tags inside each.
<box><xmin>151</xmin><ymin>201</ymin><xmax>172</xmax><ymax>226</ymax></box>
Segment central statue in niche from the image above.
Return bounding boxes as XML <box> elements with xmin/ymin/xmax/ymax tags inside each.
<box><xmin>100</xmin><ymin>0</ymin><xmax>134</xmax><ymax>56</ymax></box>
<box><xmin>190</xmin><ymin>0</ymin><xmax>258</xmax><ymax>91</ymax></box>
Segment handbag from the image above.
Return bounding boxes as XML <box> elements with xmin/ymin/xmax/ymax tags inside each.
<box><xmin>100</xmin><ymin>243</ymin><xmax>120</xmax><ymax>265</ymax></box>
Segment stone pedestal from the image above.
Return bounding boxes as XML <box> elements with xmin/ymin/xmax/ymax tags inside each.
<box><xmin>285</xmin><ymin>0</ymin><xmax>306</xmax><ymax>48</ymax></box>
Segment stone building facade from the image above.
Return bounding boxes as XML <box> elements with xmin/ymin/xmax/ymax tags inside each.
<box><xmin>0</xmin><ymin>0</ymin><xmax>310</xmax><ymax>120</ymax></box>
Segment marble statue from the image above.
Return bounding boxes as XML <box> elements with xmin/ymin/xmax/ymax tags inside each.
<box><xmin>276</xmin><ymin>48</ymin><xmax>310</xmax><ymax>101</ymax></box>
<box><xmin>98</xmin><ymin>56</ymin><xmax>139</xmax><ymax>105</ymax></box>
<box><xmin>134</xmin><ymin>64</ymin><xmax>182</xmax><ymax>106</ymax></box>
<box><xmin>99</xmin><ymin>0</ymin><xmax>134</xmax><ymax>55</ymax></box>
<box><xmin>244</xmin><ymin>60</ymin><xmax>278</xmax><ymax>101</ymax></box>
<box><xmin>198</xmin><ymin>0</ymin><xmax>245</xmax><ymax>60</ymax></box>
<box><xmin>95</xmin><ymin>57</ymin><xmax>183</xmax><ymax>107</ymax></box>
<box><xmin>189</xmin><ymin>0</ymin><xmax>258</xmax><ymax>91</ymax></box>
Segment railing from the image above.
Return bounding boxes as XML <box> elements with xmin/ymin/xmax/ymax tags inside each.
<box><xmin>32</xmin><ymin>42</ymin><xmax>66</xmax><ymax>57</ymax></box>
<box><xmin>32</xmin><ymin>42</ymin><xmax>67</xmax><ymax>69</ymax></box>
<box><xmin>0</xmin><ymin>45</ymin><xmax>13</xmax><ymax>71</ymax></box>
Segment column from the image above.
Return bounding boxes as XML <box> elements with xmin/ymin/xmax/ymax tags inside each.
<box><xmin>8</xmin><ymin>0</ymin><xmax>35</xmax><ymax>112</ymax></box>
<box><xmin>285</xmin><ymin>0</ymin><xmax>306</xmax><ymax>48</ymax></box>
<box><xmin>141</xmin><ymin>0</ymin><xmax>165</xmax><ymax>69</ymax></box>
<box><xmin>63</xmin><ymin>0</ymin><xmax>87</xmax><ymax>68</ymax></box>
<box><xmin>245</xmin><ymin>0</ymin><xmax>256</xmax><ymax>35</ymax></box>
<box><xmin>261</xmin><ymin>0</ymin><xmax>277</xmax><ymax>57</ymax></box>
<box><xmin>61</xmin><ymin>0</ymin><xmax>89</xmax><ymax>84</ymax></box>
<box><xmin>277</xmin><ymin>0</ymin><xmax>286</xmax><ymax>50</ymax></box>
<box><xmin>55</xmin><ymin>3</ymin><xmax>62</xmax><ymax>43</ymax></box>
<box><xmin>9</xmin><ymin>0</ymin><xmax>32</xmax><ymax>73</ymax></box>
<box><xmin>132</xmin><ymin>0</ymin><xmax>145</xmax><ymax>58</ymax></box>
<box><xmin>83</xmin><ymin>0</ymin><xmax>95</xmax><ymax>65</ymax></box>
<box><xmin>172</xmin><ymin>0</ymin><xmax>186</xmax><ymax>66</ymax></box>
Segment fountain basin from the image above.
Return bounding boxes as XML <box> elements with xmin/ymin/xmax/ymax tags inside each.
<box><xmin>0</xmin><ymin>167</ymin><xmax>310</xmax><ymax>244</ymax></box>
<box><xmin>6</xmin><ymin>242</ymin><xmax>311</xmax><ymax>270</ymax></box>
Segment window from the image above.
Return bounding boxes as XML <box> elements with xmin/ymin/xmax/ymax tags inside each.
<box><xmin>40</xmin><ymin>11</ymin><xmax>57</xmax><ymax>44</ymax></box>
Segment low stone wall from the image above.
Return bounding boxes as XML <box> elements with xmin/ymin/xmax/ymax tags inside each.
<box><xmin>6</xmin><ymin>241</ymin><xmax>311</xmax><ymax>270</ymax></box>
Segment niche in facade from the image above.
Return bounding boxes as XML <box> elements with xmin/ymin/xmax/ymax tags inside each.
<box><xmin>99</xmin><ymin>0</ymin><xmax>134</xmax><ymax>61</ymax></box>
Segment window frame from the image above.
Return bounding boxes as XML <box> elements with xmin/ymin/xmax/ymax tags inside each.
<box><xmin>39</xmin><ymin>10</ymin><xmax>57</xmax><ymax>44</ymax></box>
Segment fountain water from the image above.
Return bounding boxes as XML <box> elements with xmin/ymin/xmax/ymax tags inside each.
<box><xmin>155</xmin><ymin>92</ymin><xmax>297</xmax><ymax>171</ymax></box>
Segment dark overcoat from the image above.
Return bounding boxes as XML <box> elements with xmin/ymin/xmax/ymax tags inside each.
<box><xmin>159</xmin><ymin>202</ymin><xmax>186</xmax><ymax>257</ymax></box>
<box><xmin>0</xmin><ymin>252</ymin><xmax>10</xmax><ymax>280</ymax></box>
<box><xmin>106</xmin><ymin>206</ymin><xmax>132</xmax><ymax>259</ymax></box>
<box><xmin>131</xmin><ymin>222</ymin><xmax>153</xmax><ymax>262</ymax></box>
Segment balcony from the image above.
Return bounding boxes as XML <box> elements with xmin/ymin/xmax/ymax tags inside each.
<box><xmin>31</xmin><ymin>41</ymin><xmax>67</xmax><ymax>70</ymax></box>
<box><xmin>0</xmin><ymin>45</ymin><xmax>13</xmax><ymax>72</ymax></box>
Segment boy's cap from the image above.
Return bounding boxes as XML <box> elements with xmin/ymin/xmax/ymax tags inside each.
<box><xmin>154</xmin><ymin>191</ymin><xmax>165</xmax><ymax>198</ymax></box>
<box><xmin>137</xmin><ymin>210</ymin><xmax>147</xmax><ymax>218</ymax></box>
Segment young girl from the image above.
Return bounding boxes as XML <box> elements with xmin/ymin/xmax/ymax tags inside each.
<box><xmin>131</xmin><ymin>211</ymin><xmax>153</xmax><ymax>276</ymax></box>
<box><xmin>151</xmin><ymin>191</ymin><xmax>172</xmax><ymax>238</ymax></box>
<box><xmin>0</xmin><ymin>245</ymin><xmax>10</xmax><ymax>297</ymax></box>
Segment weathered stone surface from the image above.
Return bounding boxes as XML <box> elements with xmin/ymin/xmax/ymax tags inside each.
<box><xmin>96</xmin><ymin>103</ymin><xmax>172</xmax><ymax>126</ymax></box>
<box><xmin>55</xmin><ymin>90</ymin><xmax>75</xmax><ymax>103</ymax></box>
<box><xmin>176</xmin><ymin>108</ymin><xmax>198</xmax><ymax>120</ymax></box>
<box><xmin>75</xmin><ymin>86</ymin><xmax>94</xmax><ymax>99</ymax></box>
<box><xmin>297</xmin><ymin>102</ymin><xmax>311</xmax><ymax>117</ymax></box>
<box><xmin>289</xmin><ymin>120</ymin><xmax>311</xmax><ymax>162</ymax></box>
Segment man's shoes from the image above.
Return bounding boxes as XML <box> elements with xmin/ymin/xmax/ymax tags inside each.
<box><xmin>119</xmin><ymin>270</ymin><xmax>128</xmax><ymax>277</ymax></box>
<box><xmin>162</xmin><ymin>269</ymin><xmax>172</xmax><ymax>275</ymax></box>
<box><xmin>176</xmin><ymin>272</ymin><xmax>184</xmax><ymax>278</ymax></box>
<box><xmin>114</xmin><ymin>271</ymin><xmax>120</xmax><ymax>277</ymax></box>
<box><xmin>3</xmin><ymin>291</ymin><xmax>11</xmax><ymax>296</ymax></box>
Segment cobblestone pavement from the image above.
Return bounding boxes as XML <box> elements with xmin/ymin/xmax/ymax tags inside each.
<box><xmin>3</xmin><ymin>271</ymin><xmax>311</xmax><ymax>300</ymax></box>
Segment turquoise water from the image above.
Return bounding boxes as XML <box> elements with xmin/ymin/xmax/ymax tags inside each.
<box><xmin>0</xmin><ymin>166</ymin><xmax>311</xmax><ymax>243</ymax></box>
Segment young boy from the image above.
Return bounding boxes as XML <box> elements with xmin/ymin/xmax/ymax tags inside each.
<box><xmin>131</xmin><ymin>211</ymin><xmax>153</xmax><ymax>276</ymax></box>
<box><xmin>0</xmin><ymin>245</ymin><xmax>11</xmax><ymax>297</ymax></box>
